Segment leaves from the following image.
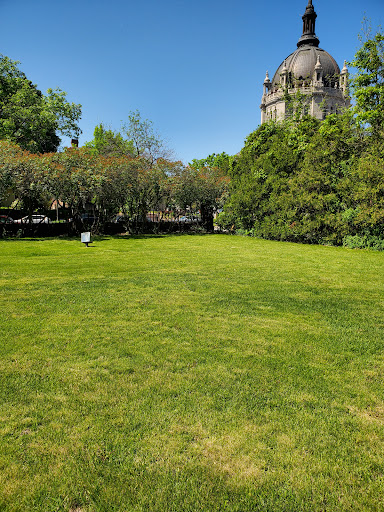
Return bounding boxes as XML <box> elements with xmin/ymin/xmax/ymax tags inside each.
<box><xmin>84</xmin><ymin>123</ymin><xmax>135</xmax><ymax>157</ymax></box>
<box><xmin>0</xmin><ymin>54</ymin><xmax>82</xmax><ymax>152</ymax></box>
<box><xmin>122</xmin><ymin>110</ymin><xmax>172</xmax><ymax>165</ymax></box>
<box><xmin>349</xmin><ymin>31</ymin><xmax>384</xmax><ymax>134</ymax></box>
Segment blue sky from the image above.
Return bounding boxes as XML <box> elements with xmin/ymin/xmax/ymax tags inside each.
<box><xmin>0</xmin><ymin>0</ymin><xmax>383</xmax><ymax>163</ymax></box>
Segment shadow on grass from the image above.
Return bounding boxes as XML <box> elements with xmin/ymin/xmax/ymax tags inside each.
<box><xmin>0</xmin><ymin>231</ymin><xmax>224</xmax><ymax>244</ymax></box>
<box><xmin>109</xmin><ymin>232</ymin><xmax>220</xmax><ymax>240</ymax></box>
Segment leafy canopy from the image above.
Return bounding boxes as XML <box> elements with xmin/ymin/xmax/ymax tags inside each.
<box><xmin>84</xmin><ymin>123</ymin><xmax>135</xmax><ymax>157</ymax></box>
<box><xmin>349</xmin><ymin>26</ymin><xmax>384</xmax><ymax>134</ymax></box>
<box><xmin>122</xmin><ymin>110</ymin><xmax>172</xmax><ymax>165</ymax></box>
<box><xmin>0</xmin><ymin>54</ymin><xmax>82</xmax><ymax>153</ymax></box>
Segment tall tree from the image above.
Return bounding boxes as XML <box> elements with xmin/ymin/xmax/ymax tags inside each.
<box><xmin>122</xmin><ymin>110</ymin><xmax>172</xmax><ymax>165</ymax></box>
<box><xmin>0</xmin><ymin>54</ymin><xmax>82</xmax><ymax>153</ymax></box>
<box><xmin>0</xmin><ymin>140</ymin><xmax>24</xmax><ymax>206</ymax></box>
<box><xmin>84</xmin><ymin>123</ymin><xmax>135</xmax><ymax>157</ymax></box>
<box><xmin>188</xmin><ymin>153</ymin><xmax>231</xmax><ymax>231</ymax></box>
<box><xmin>349</xmin><ymin>27</ymin><xmax>384</xmax><ymax>136</ymax></box>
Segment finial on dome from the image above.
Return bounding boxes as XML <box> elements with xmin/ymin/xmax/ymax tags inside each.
<box><xmin>297</xmin><ymin>0</ymin><xmax>320</xmax><ymax>48</ymax></box>
<box><xmin>315</xmin><ymin>55</ymin><xmax>322</xmax><ymax>69</ymax></box>
<box><xmin>264</xmin><ymin>71</ymin><xmax>270</xmax><ymax>83</ymax></box>
<box><xmin>341</xmin><ymin>60</ymin><xmax>348</xmax><ymax>73</ymax></box>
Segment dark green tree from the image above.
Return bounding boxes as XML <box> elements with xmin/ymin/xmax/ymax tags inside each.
<box><xmin>220</xmin><ymin>118</ymin><xmax>318</xmax><ymax>235</ymax></box>
<box><xmin>0</xmin><ymin>55</ymin><xmax>82</xmax><ymax>153</ymax></box>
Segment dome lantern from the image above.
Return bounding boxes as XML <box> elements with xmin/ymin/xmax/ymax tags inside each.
<box><xmin>297</xmin><ymin>0</ymin><xmax>320</xmax><ymax>48</ymax></box>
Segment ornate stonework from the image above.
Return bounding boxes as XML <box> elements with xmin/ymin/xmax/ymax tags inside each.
<box><xmin>260</xmin><ymin>0</ymin><xmax>350</xmax><ymax>124</ymax></box>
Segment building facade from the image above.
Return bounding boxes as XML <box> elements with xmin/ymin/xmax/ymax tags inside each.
<box><xmin>260</xmin><ymin>0</ymin><xmax>350</xmax><ymax>124</ymax></box>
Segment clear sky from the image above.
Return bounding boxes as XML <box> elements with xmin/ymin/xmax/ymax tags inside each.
<box><xmin>0</xmin><ymin>0</ymin><xmax>383</xmax><ymax>163</ymax></box>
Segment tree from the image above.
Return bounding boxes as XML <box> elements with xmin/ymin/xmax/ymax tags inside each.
<box><xmin>96</xmin><ymin>156</ymin><xmax>142</xmax><ymax>232</ymax></box>
<box><xmin>345</xmin><ymin>143</ymin><xmax>384</xmax><ymax>242</ymax></box>
<box><xmin>188</xmin><ymin>153</ymin><xmax>231</xmax><ymax>231</ymax></box>
<box><xmin>286</xmin><ymin>111</ymin><xmax>364</xmax><ymax>244</ymax></box>
<box><xmin>46</xmin><ymin>147</ymin><xmax>104</xmax><ymax>231</ymax></box>
<box><xmin>220</xmin><ymin>121</ymin><xmax>290</xmax><ymax>232</ymax></box>
<box><xmin>0</xmin><ymin>142</ymin><xmax>52</xmax><ymax>221</ymax></box>
<box><xmin>84</xmin><ymin>123</ymin><xmax>135</xmax><ymax>157</ymax></box>
<box><xmin>122</xmin><ymin>110</ymin><xmax>172</xmax><ymax>165</ymax></box>
<box><xmin>0</xmin><ymin>140</ymin><xmax>24</xmax><ymax>206</ymax></box>
<box><xmin>189</xmin><ymin>152</ymin><xmax>233</xmax><ymax>176</ymax></box>
<box><xmin>0</xmin><ymin>54</ymin><xmax>82</xmax><ymax>153</ymax></box>
<box><xmin>349</xmin><ymin>27</ymin><xmax>384</xmax><ymax>136</ymax></box>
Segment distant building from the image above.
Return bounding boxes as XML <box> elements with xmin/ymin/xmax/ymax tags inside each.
<box><xmin>260</xmin><ymin>0</ymin><xmax>350</xmax><ymax>124</ymax></box>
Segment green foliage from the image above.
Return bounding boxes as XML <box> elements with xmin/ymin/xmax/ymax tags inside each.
<box><xmin>347</xmin><ymin>148</ymin><xmax>384</xmax><ymax>239</ymax></box>
<box><xmin>349</xmin><ymin>28</ymin><xmax>384</xmax><ymax>135</ymax></box>
<box><xmin>0</xmin><ymin>140</ymin><xmax>53</xmax><ymax>217</ymax></box>
<box><xmin>185</xmin><ymin>152</ymin><xmax>231</xmax><ymax>231</ymax></box>
<box><xmin>0</xmin><ymin>55</ymin><xmax>81</xmax><ymax>153</ymax></box>
<box><xmin>168</xmin><ymin>161</ymin><xmax>229</xmax><ymax>232</ymax></box>
<box><xmin>84</xmin><ymin>123</ymin><xmax>135</xmax><ymax>157</ymax></box>
<box><xmin>0</xmin><ymin>139</ymin><xmax>227</xmax><ymax>235</ymax></box>
<box><xmin>222</xmin><ymin>26</ymin><xmax>384</xmax><ymax>248</ymax></box>
<box><xmin>122</xmin><ymin>110</ymin><xmax>171</xmax><ymax>165</ymax></box>
<box><xmin>189</xmin><ymin>152</ymin><xmax>233</xmax><ymax>175</ymax></box>
<box><xmin>46</xmin><ymin>147</ymin><xmax>170</xmax><ymax>233</ymax></box>
<box><xmin>283</xmin><ymin>88</ymin><xmax>312</xmax><ymax>123</ymax></box>
<box><xmin>0</xmin><ymin>140</ymin><xmax>23</xmax><ymax>205</ymax></box>
<box><xmin>222</xmin><ymin>118</ymin><xmax>320</xmax><ymax>235</ymax></box>
<box><xmin>343</xmin><ymin>234</ymin><xmax>384</xmax><ymax>250</ymax></box>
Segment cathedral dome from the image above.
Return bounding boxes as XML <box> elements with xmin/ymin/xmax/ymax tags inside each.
<box><xmin>271</xmin><ymin>45</ymin><xmax>340</xmax><ymax>87</ymax></box>
<box><xmin>260</xmin><ymin>0</ymin><xmax>350</xmax><ymax>125</ymax></box>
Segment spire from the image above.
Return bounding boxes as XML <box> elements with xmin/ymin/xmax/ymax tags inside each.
<box><xmin>280</xmin><ymin>61</ymin><xmax>289</xmax><ymax>87</ymax></box>
<box><xmin>340</xmin><ymin>60</ymin><xmax>348</xmax><ymax>94</ymax></box>
<box><xmin>297</xmin><ymin>0</ymin><xmax>320</xmax><ymax>48</ymax></box>
<box><xmin>263</xmin><ymin>71</ymin><xmax>271</xmax><ymax>96</ymax></box>
<box><xmin>315</xmin><ymin>55</ymin><xmax>322</xmax><ymax>69</ymax></box>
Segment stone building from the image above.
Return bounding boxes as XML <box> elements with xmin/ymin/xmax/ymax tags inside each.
<box><xmin>260</xmin><ymin>0</ymin><xmax>350</xmax><ymax>124</ymax></box>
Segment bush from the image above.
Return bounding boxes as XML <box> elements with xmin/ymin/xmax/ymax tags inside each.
<box><xmin>343</xmin><ymin>234</ymin><xmax>384</xmax><ymax>250</ymax></box>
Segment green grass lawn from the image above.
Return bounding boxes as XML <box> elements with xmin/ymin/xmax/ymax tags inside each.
<box><xmin>1</xmin><ymin>234</ymin><xmax>384</xmax><ymax>511</ymax></box>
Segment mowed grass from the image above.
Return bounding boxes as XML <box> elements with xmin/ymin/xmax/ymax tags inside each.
<box><xmin>0</xmin><ymin>234</ymin><xmax>384</xmax><ymax>511</ymax></box>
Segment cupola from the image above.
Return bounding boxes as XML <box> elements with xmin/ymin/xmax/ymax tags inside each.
<box><xmin>297</xmin><ymin>0</ymin><xmax>320</xmax><ymax>48</ymax></box>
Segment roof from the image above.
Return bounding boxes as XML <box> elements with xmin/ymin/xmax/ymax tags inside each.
<box><xmin>271</xmin><ymin>45</ymin><xmax>341</xmax><ymax>86</ymax></box>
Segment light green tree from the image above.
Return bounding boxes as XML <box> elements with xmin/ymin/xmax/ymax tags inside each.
<box><xmin>122</xmin><ymin>110</ymin><xmax>172</xmax><ymax>165</ymax></box>
<box><xmin>349</xmin><ymin>27</ymin><xmax>384</xmax><ymax>135</ymax></box>
<box><xmin>84</xmin><ymin>123</ymin><xmax>135</xmax><ymax>157</ymax></box>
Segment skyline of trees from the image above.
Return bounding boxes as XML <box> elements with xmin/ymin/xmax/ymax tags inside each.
<box><xmin>0</xmin><ymin>28</ymin><xmax>383</xmax><ymax>248</ymax></box>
